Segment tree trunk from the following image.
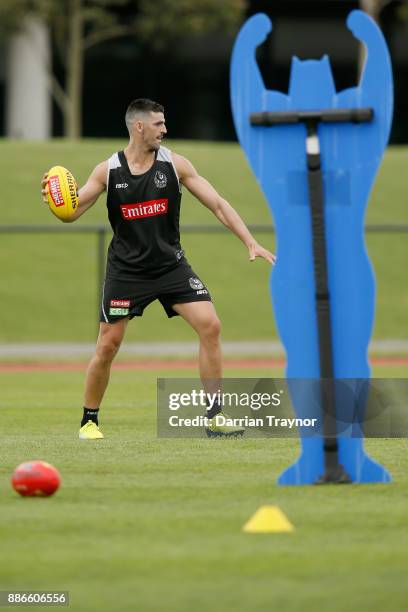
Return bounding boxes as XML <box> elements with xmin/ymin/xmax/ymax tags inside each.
<box><xmin>358</xmin><ymin>0</ymin><xmax>390</xmax><ymax>77</ymax></box>
<box><xmin>65</xmin><ymin>0</ymin><xmax>83</xmax><ymax>138</ymax></box>
<box><xmin>6</xmin><ymin>17</ymin><xmax>51</xmax><ymax>140</ymax></box>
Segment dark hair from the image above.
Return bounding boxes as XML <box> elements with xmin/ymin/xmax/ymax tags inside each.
<box><xmin>125</xmin><ymin>98</ymin><xmax>164</xmax><ymax>129</ymax></box>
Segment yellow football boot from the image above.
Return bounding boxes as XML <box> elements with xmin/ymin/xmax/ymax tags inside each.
<box><xmin>79</xmin><ymin>420</ymin><xmax>104</xmax><ymax>440</ymax></box>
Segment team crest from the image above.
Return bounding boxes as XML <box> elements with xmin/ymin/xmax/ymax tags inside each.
<box><xmin>189</xmin><ymin>277</ymin><xmax>204</xmax><ymax>290</ymax></box>
<box><xmin>154</xmin><ymin>170</ymin><xmax>167</xmax><ymax>188</ymax></box>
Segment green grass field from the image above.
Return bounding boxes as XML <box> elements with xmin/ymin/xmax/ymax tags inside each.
<box><xmin>1</xmin><ymin>366</ymin><xmax>408</xmax><ymax>612</ymax></box>
<box><xmin>0</xmin><ymin>140</ymin><xmax>406</xmax><ymax>342</ymax></box>
<box><xmin>0</xmin><ymin>139</ymin><xmax>406</xmax><ymax>611</ymax></box>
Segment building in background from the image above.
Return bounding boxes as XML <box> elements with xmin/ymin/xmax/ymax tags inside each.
<box><xmin>0</xmin><ymin>0</ymin><xmax>406</xmax><ymax>142</ymax></box>
<box><xmin>5</xmin><ymin>17</ymin><xmax>51</xmax><ymax>140</ymax></box>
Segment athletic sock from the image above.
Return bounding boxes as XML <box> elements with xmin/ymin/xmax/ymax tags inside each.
<box><xmin>81</xmin><ymin>407</ymin><xmax>99</xmax><ymax>427</ymax></box>
<box><xmin>206</xmin><ymin>400</ymin><xmax>222</xmax><ymax>419</ymax></box>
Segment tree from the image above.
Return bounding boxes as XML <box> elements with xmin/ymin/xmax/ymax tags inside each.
<box><xmin>359</xmin><ymin>0</ymin><xmax>394</xmax><ymax>23</ymax></box>
<box><xmin>357</xmin><ymin>0</ymin><xmax>394</xmax><ymax>75</ymax></box>
<box><xmin>0</xmin><ymin>0</ymin><xmax>245</xmax><ymax>138</ymax></box>
<box><xmin>137</xmin><ymin>0</ymin><xmax>246</xmax><ymax>51</ymax></box>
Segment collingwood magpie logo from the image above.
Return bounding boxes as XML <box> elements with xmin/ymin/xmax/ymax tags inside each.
<box><xmin>189</xmin><ymin>277</ymin><xmax>204</xmax><ymax>290</ymax></box>
<box><xmin>154</xmin><ymin>170</ymin><xmax>167</xmax><ymax>188</ymax></box>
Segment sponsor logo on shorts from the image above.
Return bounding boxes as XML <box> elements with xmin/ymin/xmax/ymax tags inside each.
<box><xmin>189</xmin><ymin>277</ymin><xmax>204</xmax><ymax>290</ymax></box>
<box><xmin>109</xmin><ymin>307</ymin><xmax>129</xmax><ymax>316</ymax></box>
<box><xmin>120</xmin><ymin>199</ymin><xmax>168</xmax><ymax>220</ymax></box>
<box><xmin>196</xmin><ymin>289</ymin><xmax>208</xmax><ymax>295</ymax></box>
<box><xmin>110</xmin><ymin>299</ymin><xmax>130</xmax><ymax>307</ymax></box>
<box><xmin>154</xmin><ymin>170</ymin><xmax>167</xmax><ymax>188</ymax></box>
<box><xmin>175</xmin><ymin>249</ymin><xmax>184</xmax><ymax>261</ymax></box>
<box><xmin>48</xmin><ymin>175</ymin><xmax>64</xmax><ymax>207</ymax></box>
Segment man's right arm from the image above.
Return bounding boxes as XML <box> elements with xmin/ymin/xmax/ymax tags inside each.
<box><xmin>41</xmin><ymin>160</ymin><xmax>108</xmax><ymax>223</ymax></box>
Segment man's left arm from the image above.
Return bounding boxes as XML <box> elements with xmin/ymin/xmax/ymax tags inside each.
<box><xmin>173</xmin><ymin>153</ymin><xmax>275</xmax><ymax>264</ymax></box>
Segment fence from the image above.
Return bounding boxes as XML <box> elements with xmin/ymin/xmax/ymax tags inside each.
<box><xmin>1</xmin><ymin>224</ymin><xmax>407</xmax><ymax>326</ymax></box>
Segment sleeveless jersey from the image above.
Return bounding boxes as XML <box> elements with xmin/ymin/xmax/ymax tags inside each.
<box><xmin>105</xmin><ymin>146</ymin><xmax>184</xmax><ymax>279</ymax></box>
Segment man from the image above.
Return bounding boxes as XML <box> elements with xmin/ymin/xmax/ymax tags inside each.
<box><xmin>41</xmin><ymin>98</ymin><xmax>275</xmax><ymax>440</ymax></box>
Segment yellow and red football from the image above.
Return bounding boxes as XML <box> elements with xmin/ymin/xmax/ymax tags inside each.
<box><xmin>46</xmin><ymin>165</ymin><xmax>78</xmax><ymax>221</ymax></box>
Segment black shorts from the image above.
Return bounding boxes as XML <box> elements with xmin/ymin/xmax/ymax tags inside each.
<box><xmin>100</xmin><ymin>263</ymin><xmax>212</xmax><ymax>323</ymax></box>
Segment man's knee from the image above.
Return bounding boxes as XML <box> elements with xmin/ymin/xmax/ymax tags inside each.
<box><xmin>199</xmin><ymin>315</ymin><xmax>221</xmax><ymax>342</ymax></box>
<box><xmin>96</xmin><ymin>328</ymin><xmax>123</xmax><ymax>363</ymax></box>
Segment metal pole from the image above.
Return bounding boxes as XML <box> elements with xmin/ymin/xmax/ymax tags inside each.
<box><xmin>97</xmin><ymin>227</ymin><xmax>106</xmax><ymax>334</ymax></box>
<box><xmin>305</xmin><ymin>121</ymin><xmax>350</xmax><ymax>483</ymax></box>
<box><xmin>1</xmin><ymin>224</ymin><xmax>408</xmax><ymax>235</ymax></box>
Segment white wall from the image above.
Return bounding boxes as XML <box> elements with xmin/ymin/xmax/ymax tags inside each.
<box><xmin>6</xmin><ymin>17</ymin><xmax>51</xmax><ymax>140</ymax></box>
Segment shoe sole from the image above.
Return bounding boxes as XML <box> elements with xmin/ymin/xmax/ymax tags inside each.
<box><xmin>205</xmin><ymin>429</ymin><xmax>244</xmax><ymax>439</ymax></box>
